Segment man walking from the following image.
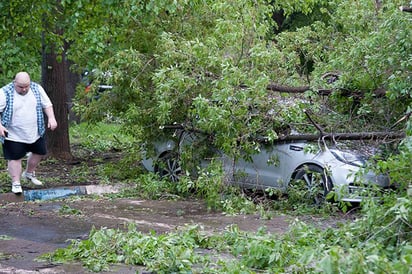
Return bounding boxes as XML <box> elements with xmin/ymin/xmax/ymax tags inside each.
<box><xmin>0</xmin><ymin>72</ymin><xmax>57</xmax><ymax>194</ymax></box>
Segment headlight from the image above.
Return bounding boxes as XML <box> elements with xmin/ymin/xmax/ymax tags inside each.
<box><xmin>330</xmin><ymin>149</ymin><xmax>366</xmax><ymax>167</ymax></box>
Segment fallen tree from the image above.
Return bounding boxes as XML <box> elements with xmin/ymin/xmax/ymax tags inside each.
<box><xmin>265</xmin><ymin>71</ymin><xmax>388</xmax><ymax>98</ymax></box>
<box><xmin>265</xmin><ymin>110</ymin><xmax>406</xmax><ymax>142</ymax></box>
<box><xmin>163</xmin><ymin>124</ymin><xmax>406</xmax><ymax>144</ymax></box>
<box><xmin>162</xmin><ymin>109</ymin><xmax>409</xmax><ymax>145</ymax></box>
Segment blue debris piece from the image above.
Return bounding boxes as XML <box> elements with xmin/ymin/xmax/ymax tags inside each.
<box><xmin>23</xmin><ymin>187</ymin><xmax>87</xmax><ymax>201</ymax></box>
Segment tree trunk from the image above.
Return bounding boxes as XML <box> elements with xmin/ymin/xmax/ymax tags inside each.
<box><xmin>65</xmin><ymin>58</ymin><xmax>81</xmax><ymax>123</ymax></box>
<box><xmin>40</xmin><ymin>1</ymin><xmax>72</xmax><ymax>160</ymax></box>
<box><xmin>41</xmin><ymin>43</ymin><xmax>72</xmax><ymax>160</ymax></box>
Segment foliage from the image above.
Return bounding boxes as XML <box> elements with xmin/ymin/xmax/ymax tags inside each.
<box><xmin>2</xmin><ymin>0</ymin><xmax>411</xmax><ymax>181</ymax></box>
<box><xmin>58</xmin><ymin>204</ymin><xmax>82</xmax><ymax>215</ymax></box>
<box><xmin>1</xmin><ymin>0</ymin><xmax>411</xmax><ymax>155</ymax></box>
<box><xmin>67</xmin><ymin>121</ymin><xmax>255</xmax><ymax>212</ymax></box>
<box><xmin>66</xmin><ymin>0</ymin><xmax>308</xmax><ymax>160</ymax></box>
<box><xmin>0</xmin><ymin>171</ymin><xmax>11</xmax><ymax>194</ymax></box>
<box><xmin>42</xmin><ymin>195</ymin><xmax>411</xmax><ymax>273</ymax></box>
<box><xmin>41</xmin><ymin>224</ymin><xmax>208</xmax><ymax>273</ymax></box>
<box><xmin>0</xmin><ymin>0</ymin><xmax>45</xmax><ymax>84</ymax></box>
<box><xmin>62</xmin><ymin>0</ymin><xmax>411</xmax><ymax>165</ymax></box>
<box><xmin>0</xmin><ymin>235</ymin><xmax>13</xmax><ymax>240</ymax></box>
<box><xmin>374</xmin><ymin>132</ymin><xmax>412</xmax><ymax>193</ymax></box>
<box><xmin>2</xmin><ymin>1</ymin><xmax>412</xmax><ymax>271</ymax></box>
<box><xmin>117</xmin><ymin>174</ymin><xmax>175</xmax><ymax>200</ymax></box>
<box><xmin>273</xmin><ymin>0</ymin><xmax>412</xmax><ymax>132</ymax></box>
<box><xmin>115</xmin><ymin>167</ymin><xmax>257</xmax><ymax>215</ymax></box>
<box><xmin>66</xmin><ymin>122</ymin><xmax>143</xmax><ymax>184</ymax></box>
<box><xmin>315</xmin><ymin>196</ymin><xmax>412</xmax><ymax>274</ymax></box>
<box><xmin>69</xmin><ymin>122</ymin><xmax>133</xmax><ymax>152</ymax></box>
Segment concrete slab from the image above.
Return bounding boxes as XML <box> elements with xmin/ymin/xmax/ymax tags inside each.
<box><xmin>85</xmin><ymin>184</ymin><xmax>121</xmax><ymax>195</ymax></box>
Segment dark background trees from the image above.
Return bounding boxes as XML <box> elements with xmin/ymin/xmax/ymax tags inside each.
<box><xmin>0</xmin><ymin>0</ymin><xmax>72</xmax><ymax>158</ymax></box>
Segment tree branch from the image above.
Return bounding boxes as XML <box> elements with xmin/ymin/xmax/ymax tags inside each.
<box><xmin>162</xmin><ymin>124</ymin><xmax>405</xmax><ymax>144</ymax></box>
<box><xmin>274</xmin><ymin>131</ymin><xmax>406</xmax><ymax>142</ymax></box>
<box><xmin>266</xmin><ymin>82</ymin><xmax>310</xmax><ymax>93</ymax></box>
<box><xmin>304</xmin><ymin>109</ymin><xmax>325</xmax><ymax>135</ymax></box>
<box><xmin>390</xmin><ymin>111</ymin><xmax>412</xmax><ymax>129</ymax></box>
<box><xmin>265</xmin><ymin>82</ymin><xmax>386</xmax><ymax>98</ymax></box>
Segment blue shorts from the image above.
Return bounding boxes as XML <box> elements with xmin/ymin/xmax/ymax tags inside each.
<box><xmin>2</xmin><ymin>137</ymin><xmax>47</xmax><ymax>160</ymax></box>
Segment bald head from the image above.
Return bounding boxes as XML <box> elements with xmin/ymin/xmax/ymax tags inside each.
<box><xmin>15</xmin><ymin>72</ymin><xmax>31</xmax><ymax>85</ymax></box>
<box><xmin>14</xmin><ymin>72</ymin><xmax>31</xmax><ymax>95</ymax></box>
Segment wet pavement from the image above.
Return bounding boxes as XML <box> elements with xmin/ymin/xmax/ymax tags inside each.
<box><xmin>0</xmin><ymin>186</ymin><xmax>294</xmax><ymax>273</ymax></box>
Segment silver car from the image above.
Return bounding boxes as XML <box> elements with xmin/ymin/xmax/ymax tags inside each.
<box><xmin>142</xmin><ymin>130</ymin><xmax>390</xmax><ymax>203</ymax></box>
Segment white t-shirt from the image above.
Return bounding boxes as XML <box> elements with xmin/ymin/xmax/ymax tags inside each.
<box><xmin>0</xmin><ymin>85</ymin><xmax>53</xmax><ymax>143</ymax></box>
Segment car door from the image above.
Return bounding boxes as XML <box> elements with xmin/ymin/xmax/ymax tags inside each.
<box><xmin>229</xmin><ymin>142</ymin><xmax>285</xmax><ymax>190</ymax></box>
<box><xmin>230</xmin><ymin>141</ymin><xmax>316</xmax><ymax>191</ymax></box>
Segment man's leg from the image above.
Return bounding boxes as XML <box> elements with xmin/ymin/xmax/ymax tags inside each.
<box><xmin>23</xmin><ymin>153</ymin><xmax>44</xmax><ymax>186</ymax></box>
<box><xmin>26</xmin><ymin>152</ymin><xmax>44</xmax><ymax>173</ymax></box>
<box><xmin>8</xmin><ymin>159</ymin><xmax>23</xmax><ymax>183</ymax></box>
<box><xmin>8</xmin><ymin>159</ymin><xmax>23</xmax><ymax>194</ymax></box>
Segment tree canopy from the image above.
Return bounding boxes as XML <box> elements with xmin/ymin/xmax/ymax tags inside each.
<box><xmin>1</xmin><ymin>2</ymin><xmax>411</xmax><ymax>272</ymax></box>
<box><xmin>1</xmin><ymin>0</ymin><xmax>411</xmax><ymax>159</ymax></box>
<box><xmin>66</xmin><ymin>0</ymin><xmax>411</xmax><ymax>154</ymax></box>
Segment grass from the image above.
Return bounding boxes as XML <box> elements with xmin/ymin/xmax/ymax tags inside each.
<box><xmin>69</xmin><ymin>121</ymin><xmax>134</xmax><ymax>151</ymax></box>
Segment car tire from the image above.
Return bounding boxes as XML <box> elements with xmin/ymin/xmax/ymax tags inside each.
<box><xmin>154</xmin><ymin>151</ymin><xmax>182</xmax><ymax>182</ymax></box>
<box><xmin>291</xmin><ymin>165</ymin><xmax>333</xmax><ymax>205</ymax></box>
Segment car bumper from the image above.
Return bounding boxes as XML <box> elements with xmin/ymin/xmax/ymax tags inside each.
<box><xmin>332</xmin><ymin>166</ymin><xmax>390</xmax><ymax>202</ymax></box>
<box><xmin>338</xmin><ymin>174</ymin><xmax>390</xmax><ymax>203</ymax></box>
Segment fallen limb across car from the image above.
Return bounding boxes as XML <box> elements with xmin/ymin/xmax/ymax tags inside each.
<box><xmin>161</xmin><ymin>124</ymin><xmax>406</xmax><ymax>143</ymax></box>
<box><xmin>265</xmin><ymin>131</ymin><xmax>406</xmax><ymax>142</ymax></box>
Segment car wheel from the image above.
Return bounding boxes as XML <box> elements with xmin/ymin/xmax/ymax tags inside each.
<box><xmin>154</xmin><ymin>151</ymin><xmax>182</xmax><ymax>182</ymax></box>
<box><xmin>291</xmin><ymin>165</ymin><xmax>333</xmax><ymax>205</ymax></box>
